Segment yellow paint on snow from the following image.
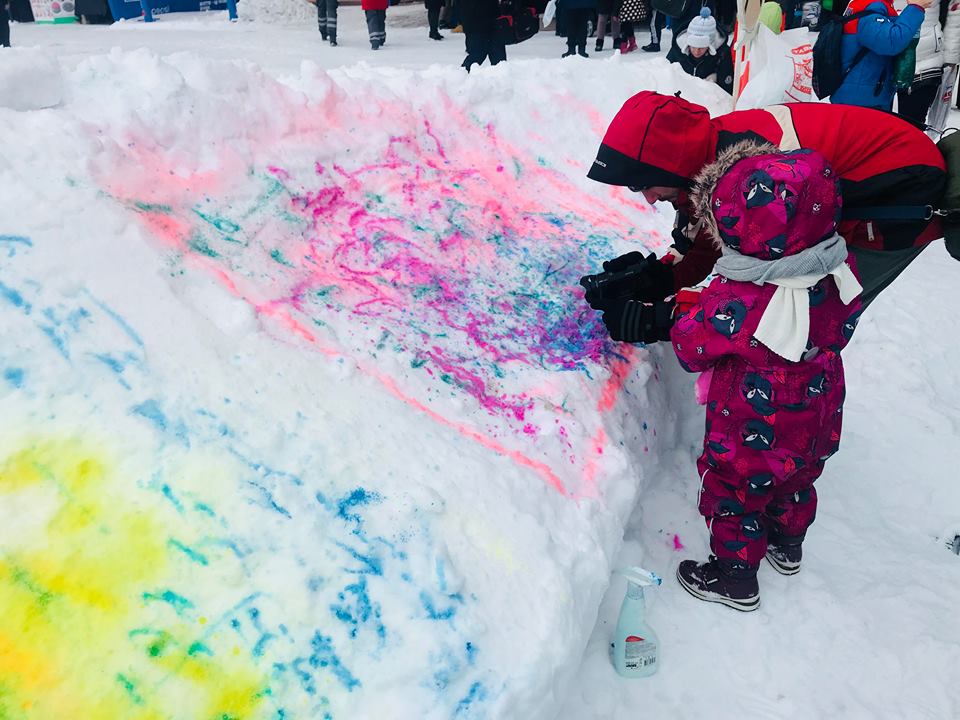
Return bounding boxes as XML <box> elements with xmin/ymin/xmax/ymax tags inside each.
<box><xmin>0</xmin><ymin>438</ymin><xmax>271</xmax><ymax>720</ymax></box>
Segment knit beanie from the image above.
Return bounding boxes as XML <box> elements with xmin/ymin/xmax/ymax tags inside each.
<box><xmin>686</xmin><ymin>7</ymin><xmax>718</xmax><ymax>50</ymax></box>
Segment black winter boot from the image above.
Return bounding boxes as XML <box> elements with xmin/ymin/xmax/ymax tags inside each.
<box><xmin>766</xmin><ymin>533</ymin><xmax>804</xmax><ymax>575</ymax></box>
<box><xmin>641</xmin><ymin>41</ymin><xmax>660</xmax><ymax>51</ymax></box>
<box><xmin>677</xmin><ymin>556</ymin><xmax>760</xmax><ymax>612</ymax></box>
<box><xmin>577</xmin><ymin>44</ymin><xmax>589</xmax><ymax>57</ymax></box>
<box><xmin>595</xmin><ymin>37</ymin><xmax>603</xmax><ymax>51</ymax></box>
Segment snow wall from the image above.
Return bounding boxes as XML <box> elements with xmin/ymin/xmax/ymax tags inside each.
<box><xmin>0</xmin><ymin>48</ymin><xmax>732</xmax><ymax>719</ymax></box>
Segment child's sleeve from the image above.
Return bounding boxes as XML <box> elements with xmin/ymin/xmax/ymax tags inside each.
<box><xmin>857</xmin><ymin>3</ymin><xmax>924</xmax><ymax>57</ymax></box>
<box><xmin>670</xmin><ymin>301</ymin><xmax>724</xmax><ymax>373</ymax></box>
<box><xmin>669</xmin><ymin>280</ymin><xmax>767</xmax><ymax>372</ymax></box>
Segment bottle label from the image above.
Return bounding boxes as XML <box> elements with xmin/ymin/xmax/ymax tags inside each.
<box><xmin>624</xmin><ymin>636</ymin><xmax>657</xmax><ymax>670</ymax></box>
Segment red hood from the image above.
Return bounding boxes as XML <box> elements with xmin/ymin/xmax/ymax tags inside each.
<box><xmin>587</xmin><ymin>91</ymin><xmax>718</xmax><ymax>188</ymax></box>
<box><xmin>843</xmin><ymin>0</ymin><xmax>897</xmax><ymax>33</ymax></box>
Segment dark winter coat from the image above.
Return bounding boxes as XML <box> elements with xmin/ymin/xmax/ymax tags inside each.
<box><xmin>674</xmin><ymin>45</ymin><xmax>735</xmax><ymax>94</ymax></box>
<box><xmin>424</xmin><ymin>0</ymin><xmax>444</xmax><ymax>11</ymax></box>
<box><xmin>565</xmin><ymin>0</ymin><xmax>597</xmax><ymax>10</ymax></box>
<box><xmin>615</xmin><ymin>0</ymin><xmax>648</xmax><ymax>24</ymax></box>
<box><xmin>460</xmin><ymin>0</ymin><xmax>500</xmax><ymax>33</ymax></box>
<box><xmin>832</xmin><ymin>0</ymin><xmax>925</xmax><ymax>109</ymax></box>
<box><xmin>587</xmin><ymin>92</ymin><xmax>947</xmax><ymax>290</ymax></box>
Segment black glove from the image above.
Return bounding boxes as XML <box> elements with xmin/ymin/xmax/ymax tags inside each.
<box><xmin>602</xmin><ymin>250</ymin><xmax>648</xmax><ymax>273</ymax></box>
<box><xmin>598</xmin><ymin>298</ymin><xmax>675</xmax><ymax>344</ymax></box>
<box><xmin>579</xmin><ymin>253</ymin><xmax>675</xmax><ymax>308</ymax></box>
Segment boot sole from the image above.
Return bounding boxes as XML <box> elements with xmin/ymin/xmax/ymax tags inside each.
<box><xmin>765</xmin><ymin>552</ymin><xmax>801</xmax><ymax>576</ymax></box>
<box><xmin>676</xmin><ymin>566</ymin><xmax>761</xmax><ymax>612</ymax></box>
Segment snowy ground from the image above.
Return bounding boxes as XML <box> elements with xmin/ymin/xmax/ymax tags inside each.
<box><xmin>2</xmin><ymin>7</ymin><xmax>959</xmax><ymax>720</ymax></box>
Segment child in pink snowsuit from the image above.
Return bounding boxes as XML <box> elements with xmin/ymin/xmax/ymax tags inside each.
<box><xmin>670</xmin><ymin>144</ymin><xmax>863</xmax><ymax>612</ymax></box>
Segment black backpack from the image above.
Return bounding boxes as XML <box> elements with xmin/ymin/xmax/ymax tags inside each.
<box><xmin>495</xmin><ymin>0</ymin><xmax>539</xmax><ymax>45</ymax></box>
<box><xmin>811</xmin><ymin>9</ymin><xmax>880</xmax><ymax>99</ymax></box>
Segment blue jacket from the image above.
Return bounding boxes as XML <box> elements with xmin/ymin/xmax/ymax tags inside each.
<box><xmin>831</xmin><ymin>0</ymin><xmax>925</xmax><ymax>109</ymax></box>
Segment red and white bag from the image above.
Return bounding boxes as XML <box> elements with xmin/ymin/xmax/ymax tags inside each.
<box><xmin>736</xmin><ymin>25</ymin><xmax>815</xmax><ymax>108</ymax></box>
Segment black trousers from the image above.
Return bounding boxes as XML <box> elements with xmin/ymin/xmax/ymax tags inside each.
<box><xmin>365</xmin><ymin>9</ymin><xmax>386</xmax><ymax>47</ymax></box>
<box><xmin>428</xmin><ymin>5</ymin><xmax>440</xmax><ymax>32</ymax></box>
<box><xmin>565</xmin><ymin>7</ymin><xmax>591</xmax><ymax>50</ymax></box>
<box><xmin>317</xmin><ymin>0</ymin><xmax>338</xmax><ymax>39</ymax></box>
<box><xmin>897</xmin><ymin>78</ymin><xmax>940</xmax><ymax>128</ymax></box>
<box><xmin>650</xmin><ymin>9</ymin><xmax>665</xmax><ymax>43</ymax></box>
<box><xmin>462</xmin><ymin>32</ymin><xmax>507</xmax><ymax>70</ymax></box>
<box><xmin>0</xmin><ymin>8</ymin><xmax>9</xmax><ymax>48</ymax></box>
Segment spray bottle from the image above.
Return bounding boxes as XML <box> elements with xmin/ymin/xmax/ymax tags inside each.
<box><xmin>611</xmin><ymin>567</ymin><xmax>662</xmax><ymax>678</ymax></box>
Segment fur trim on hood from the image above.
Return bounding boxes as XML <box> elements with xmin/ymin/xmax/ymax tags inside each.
<box><xmin>690</xmin><ymin>139</ymin><xmax>778</xmax><ymax>248</ymax></box>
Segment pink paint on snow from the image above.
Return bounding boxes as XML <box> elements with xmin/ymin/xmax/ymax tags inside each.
<box><xmin>103</xmin><ymin>90</ymin><xmax>661</xmax><ymax>497</ymax></box>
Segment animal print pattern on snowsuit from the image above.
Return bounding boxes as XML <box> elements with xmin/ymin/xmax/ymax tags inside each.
<box><xmin>673</xmin><ymin>149</ymin><xmax>863</xmax><ymax>568</ymax></box>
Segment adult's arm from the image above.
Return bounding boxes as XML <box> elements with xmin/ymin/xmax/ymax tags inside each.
<box><xmin>857</xmin><ymin>3</ymin><xmax>926</xmax><ymax>56</ymax></box>
<box><xmin>670</xmin><ymin>230</ymin><xmax>721</xmax><ymax>290</ymax></box>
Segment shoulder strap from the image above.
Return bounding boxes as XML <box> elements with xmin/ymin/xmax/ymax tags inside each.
<box><xmin>842</xmin><ymin>205</ymin><xmax>934</xmax><ymax>221</ymax></box>
<box><xmin>840</xmin><ymin>9</ymin><xmax>884</xmax><ymax>79</ymax></box>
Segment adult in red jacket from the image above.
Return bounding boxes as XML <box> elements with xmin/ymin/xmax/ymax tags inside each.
<box><xmin>586</xmin><ymin>92</ymin><xmax>948</xmax><ymax>326</ymax></box>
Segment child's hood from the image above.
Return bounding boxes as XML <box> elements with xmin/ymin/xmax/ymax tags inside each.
<box><xmin>690</xmin><ymin>142</ymin><xmax>843</xmax><ymax>260</ymax></box>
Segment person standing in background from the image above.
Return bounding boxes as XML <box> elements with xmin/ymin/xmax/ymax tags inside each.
<box><xmin>895</xmin><ymin>0</ymin><xmax>960</xmax><ymax>125</ymax></box>
<box><xmin>831</xmin><ymin>0</ymin><xmax>930</xmax><ymax>110</ymax></box>
<box><xmin>308</xmin><ymin>0</ymin><xmax>339</xmax><ymax>46</ymax></box>
<box><xmin>595</xmin><ymin>0</ymin><xmax>620</xmax><ymax>50</ymax></box>
<box><xmin>563</xmin><ymin>0</ymin><xmax>598</xmax><ymax>55</ymax></box>
<box><xmin>615</xmin><ymin>0</ymin><xmax>648</xmax><ymax>52</ymax></box>
<box><xmin>426</xmin><ymin>0</ymin><xmax>445</xmax><ymax>39</ymax></box>
<box><xmin>644</xmin><ymin>7</ymin><xmax>665</xmax><ymax>51</ymax></box>
<box><xmin>1</xmin><ymin>0</ymin><xmax>10</xmax><ymax>48</ymax></box>
<box><xmin>460</xmin><ymin>0</ymin><xmax>507</xmax><ymax>69</ymax></box>
<box><xmin>362</xmin><ymin>0</ymin><xmax>388</xmax><ymax>49</ymax></box>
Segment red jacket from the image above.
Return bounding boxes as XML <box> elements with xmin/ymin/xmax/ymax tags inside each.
<box><xmin>362</xmin><ymin>0</ymin><xmax>388</xmax><ymax>10</ymax></box>
<box><xmin>588</xmin><ymin>92</ymin><xmax>947</xmax><ymax>290</ymax></box>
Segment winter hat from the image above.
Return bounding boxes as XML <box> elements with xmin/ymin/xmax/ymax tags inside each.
<box><xmin>692</xmin><ymin>142</ymin><xmax>842</xmax><ymax>260</ymax></box>
<box><xmin>686</xmin><ymin>8</ymin><xmax>718</xmax><ymax>50</ymax></box>
<box><xmin>588</xmin><ymin>91</ymin><xmax>714</xmax><ymax>188</ymax></box>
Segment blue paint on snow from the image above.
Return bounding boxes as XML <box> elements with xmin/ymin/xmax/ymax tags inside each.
<box><xmin>454</xmin><ymin>682</ymin><xmax>488</xmax><ymax>717</ymax></box>
<box><xmin>0</xmin><ymin>281</ymin><xmax>30</xmax><ymax>311</ymax></box>
<box><xmin>308</xmin><ymin>632</ymin><xmax>360</xmax><ymax>691</ymax></box>
<box><xmin>0</xmin><ymin>235</ymin><xmax>33</xmax><ymax>257</ymax></box>
<box><xmin>3</xmin><ymin>367</ymin><xmax>24</xmax><ymax>388</ymax></box>
<box><xmin>130</xmin><ymin>399</ymin><xmax>191</xmax><ymax>446</ymax></box>
<box><xmin>420</xmin><ymin>591</ymin><xmax>460</xmax><ymax>622</ymax></box>
<box><xmin>247</xmin><ymin>480</ymin><xmax>292</xmax><ymax>518</ymax></box>
<box><xmin>329</xmin><ymin>577</ymin><xmax>386</xmax><ymax>643</ymax></box>
<box><xmin>81</xmin><ymin>289</ymin><xmax>145</xmax><ymax>347</ymax></box>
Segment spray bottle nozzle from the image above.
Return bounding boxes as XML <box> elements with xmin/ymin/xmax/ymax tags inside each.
<box><xmin>617</xmin><ymin>566</ymin><xmax>662</xmax><ymax>588</ymax></box>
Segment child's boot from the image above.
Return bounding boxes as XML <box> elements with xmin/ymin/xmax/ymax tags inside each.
<box><xmin>627</xmin><ymin>35</ymin><xmax>638</xmax><ymax>52</ymax></box>
<box><xmin>677</xmin><ymin>556</ymin><xmax>760</xmax><ymax>612</ymax></box>
<box><xmin>765</xmin><ymin>533</ymin><xmax>804</xmax><ymax>575</ymax></box>
<box><xmin>619</xmin><ymin>38</ymin><xmax>629</xmax><ymax>53</ymax></box>
<box><xmin>577</xmin><ymin>44</ymin><xmax>588</xmax><ymax>57</ymax></box>
<box><xmin>595</xmin><ymin>37</ymin><xmax>603</xmax><ymax>51</ymax></box>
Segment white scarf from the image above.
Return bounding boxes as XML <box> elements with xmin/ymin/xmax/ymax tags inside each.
<box><xmin>714</xmin><ymin>234</ymin><xmax>862</xmax><ymax>362</ymax></box>
<box><xmin>754</xmin><ymin>264</ymin><xmax>862</xmax><ymax>361</ymax></box>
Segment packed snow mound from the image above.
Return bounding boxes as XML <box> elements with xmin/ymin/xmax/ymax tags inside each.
<box><xmin>0</xmin><ymin>49</ymin><xmax>730</xmax><ymax>719</ymax></box>
<box><xmin>244</xmin><ymin>0</ymin><xmax>314</xmax><ymax>23</ymax></box>
<box><xmin>0</xmin><ymin>48</ymin><xmax>63</xmax><ymax>110</ymax></box>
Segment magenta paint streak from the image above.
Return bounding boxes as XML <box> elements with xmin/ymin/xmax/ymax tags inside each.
<box><xmin>111</xmin><ymin>95</ymin><xmax>661</xmax><ymax>494</ymax></box>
